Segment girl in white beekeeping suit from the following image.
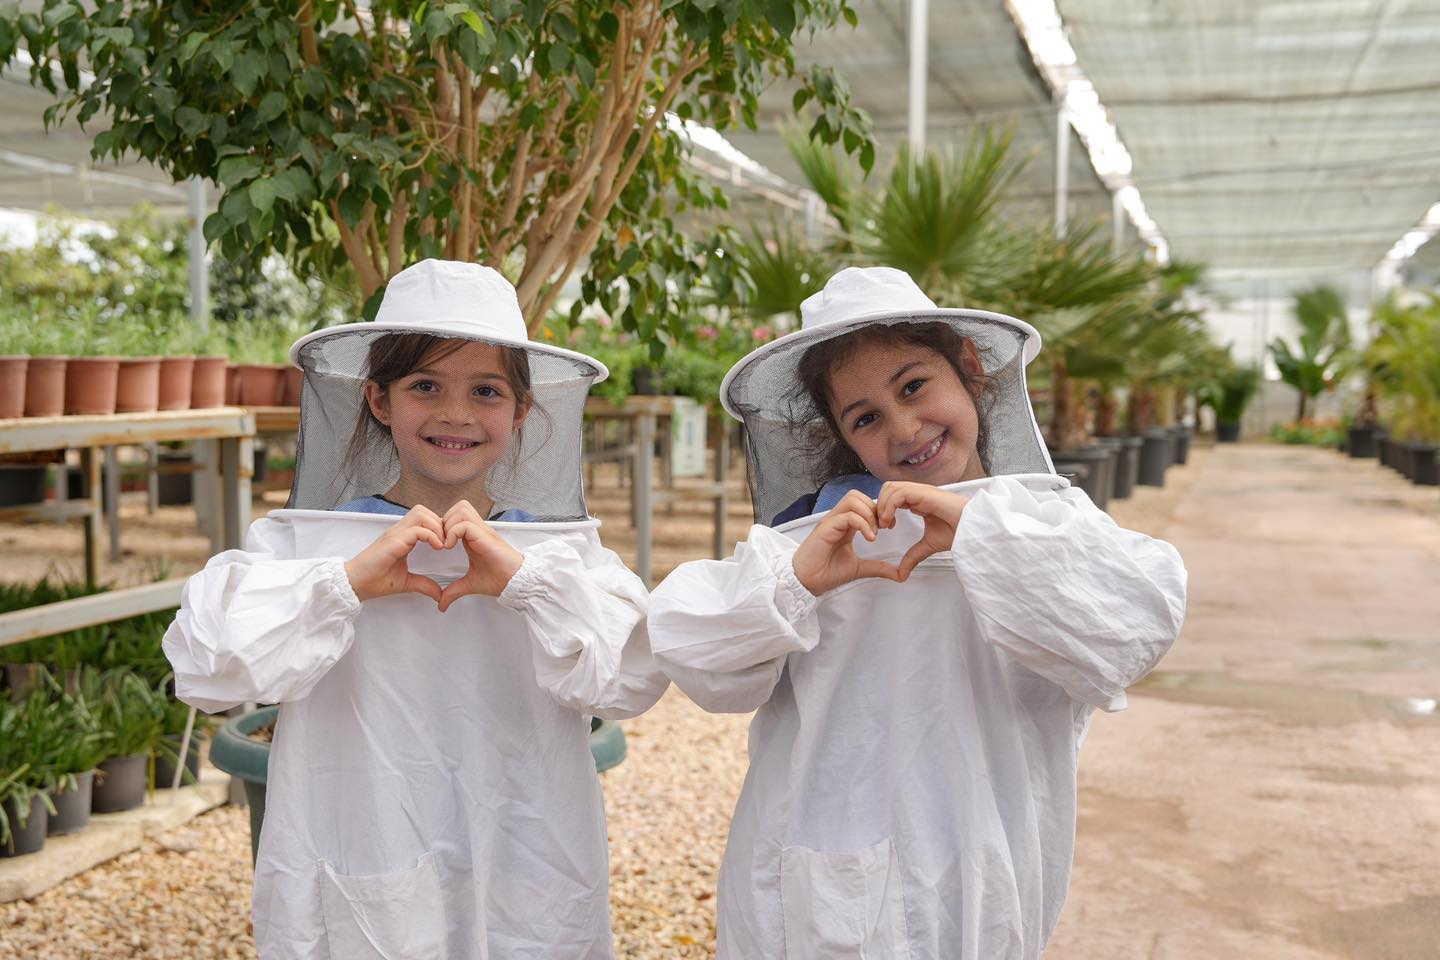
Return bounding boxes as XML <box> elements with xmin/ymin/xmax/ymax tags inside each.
<box><xmin>649</xmin><ymin>266</ymin><xmax>1186</xmax><ymax>960</ymax></box>
<box><xmin>163</xmin><ymin>259</ymin><xmax>669</xmax><ymax>960</ymax></box>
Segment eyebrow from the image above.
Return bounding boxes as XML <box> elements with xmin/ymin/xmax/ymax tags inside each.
<box><xmin>836</xmin><ymin>361</ymin><xmax>926</xmax><ymax>423</ymax></box>
<box><xmin>407</xmin><ymin>368</ymin><xmax>507</xmax><ymax>381</ymax></box>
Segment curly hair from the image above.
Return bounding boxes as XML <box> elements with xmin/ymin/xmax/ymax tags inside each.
<box><xmin>791</xmin><ymin>320</ymin><xmax>999</xmax><ymax>485</ymax></box>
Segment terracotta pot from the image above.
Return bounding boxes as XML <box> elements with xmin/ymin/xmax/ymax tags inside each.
<box><xmin>64</xmin><ymin>356</ymin><xmax>121</xmax><ymax>415</ymax></box>
<box><xmin>225</xmin><ymin>364</ymin><xmax>241</xmax><ymax>405</ymax></box>
<box><xmin>0</xmin><ymin>356</ymin><xmax>27</xmax><ymax>419</ymax></box>
<box><xmin>190</xmin><ymin>356</ymin><xmax>228</xmax><ymax>408</ymax></box>
<box><xmin>237</xmin><ymin>364</ymin><xmax>284</xmax><ymax>407</ymax></box>
<box><xmin>115</xmin><ymin>357</ymin><xmax>161</xmax><ymax>413</ymax></box>
<box><xmin>23</xmin><ymin>356</ymin><xmax>66</xmax><ymax>417</ymax></box>
<box><xmin>280</xmin><ymin>366</ymin><xmax>303</xmax><ymax>407</ymax></box>
<box><xmin>157</xmin><ymin>356</ymin><xmax>195</xmax><ymax>411</ymax></box>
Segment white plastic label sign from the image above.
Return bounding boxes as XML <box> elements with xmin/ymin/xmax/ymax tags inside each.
<box><xmin>670</xmin><ymin>398</ymin><xmax>708</xmax><ymax>477</ymax></box>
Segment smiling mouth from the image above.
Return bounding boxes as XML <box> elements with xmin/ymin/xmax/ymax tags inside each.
<box><xmin>425</xmin><ymin>436</ymin><xmax>480</xmax><ymax>451</ymax></box>
<box><xmin>898</xmin><ymin>432</ymin><xmax>946</xmax><ymax>467</ymax></box>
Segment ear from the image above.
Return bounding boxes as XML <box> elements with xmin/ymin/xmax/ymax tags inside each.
<box><xmin>959</xmin><ymin>338</ymin><xmax>986</xmax><ymax>399</ymax></box>
<box><xmin>363</xmin><ymin>381</ymin><xmax>391</xmax><ymax>427</ymax></box>
<box><xmin>511</xmin><ymin>395</ymin><xmax>532</xmax><ymax>432</ymax></box>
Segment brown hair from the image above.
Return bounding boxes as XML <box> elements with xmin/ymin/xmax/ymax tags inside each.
<box><xmin>345</xmin><ymin>333</ymin><xmax>533</xmax><ymax>469</ymax></box>
<box><xmin>793</xmin><ymin>321</ymin><xmax>995</xmax><ymax>484</ymax></box>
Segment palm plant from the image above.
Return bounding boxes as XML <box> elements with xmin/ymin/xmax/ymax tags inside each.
<box><xmin>1270</xmin><ymin>285</ymin><xmax>1354</xmax><ymax>422</ymax></box>
<box><xmin>1366</xmin><ymin>292</ymin><xmax>1440</xmax><ymax>443</ymax></box>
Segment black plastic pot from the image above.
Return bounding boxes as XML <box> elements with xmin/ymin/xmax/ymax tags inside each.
<box><xmin>1379</xmin><ymin>436</ymin><xmax>1396</xmax><ymax>470</ymax></box>
<box><xmin>1395</xmin><ymin>442</ymin><xmax>1417</xmax><ymax>480</ymax></box>
<box><xmin>92</xmin><ymin>754</ymin><xmax>149</xmax><ymax>814</ymax></box>
<box><xmin>1216</xmin><ymin>421</ymin><xmax>1241</xmax><ymax>443</ymax></box>
<box><xmin>1</xmin><ymin>793</ymin><xmax>48</xmax><ymax>857</ymax></box>
<box><xmin>1093</xmin><ymin>437</ymin><xmax>1133</xmax><ymax>500</ymax></box>
<box><xmin>2</xmin><ymin>663</ymin><xmax>41</xmax><ymax>698</ymax></box>
<box><xmin>211</xmin><ymin>706</ymin><xmax>630</xmax><ymax>865</ymax></box>
<box><xmin>1050</xmin><ymin>447</ymin><xmax>1112</xmax><ymax>510</ymax></box>
<box><xmin>154</xmin><ymin>735</ymin><xmax>203</xmax><ymax>789</ymax></box>
<box><xmin>1137</xmin><ymin>429</ymin><xmax>1174</xmax><ymax>487</ymax></box>
<box><xmin>1411</xmin><ymin>445</ymin><xmax>1439</xmax><ymax>486</ymax></box>
<box><xmin>0</xmin><ymin>465</ymin><xmax>47</xmax><ymax>508</ymax></box>
<box><xmin>1171</xmin><ymin>426</ymin><xmax>1192</xmax><ymax>465</ymax></box>
<box><xmin>47</xmin><ymin>770</ymin><xmax>94</xmax><ymax>835</ymax></box>
<box><xmin>1348</xmin><ymin>425</ymin><xmax>1379</xmax><ymax>459</ymax></box>
<box><xmin>156</xmin><ymin>451</ymin><xmax>193</xmax><ymax>506</ymax></box>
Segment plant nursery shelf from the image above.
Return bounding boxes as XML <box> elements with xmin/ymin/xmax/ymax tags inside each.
<box><xmin>0</xmin><ymin>408</ymin><xmax>256</xmax><ymax>455</ymax></box>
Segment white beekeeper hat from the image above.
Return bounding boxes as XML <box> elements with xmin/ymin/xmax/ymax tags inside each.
<box><xmin>286</xmin><ymin>259</ymin><xmax>606</xmax><ymax>519</ymax></box>
<box><xmin>720</xmin><ymin>266</ymin><xmax>1055</xmax><ymax>524</ymax></box>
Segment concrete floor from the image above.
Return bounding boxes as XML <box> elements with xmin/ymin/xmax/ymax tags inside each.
<box><xmin>1050</xmin><ymin>443</ymin><xmax>1440</xmax><ymax>960</ymax></box>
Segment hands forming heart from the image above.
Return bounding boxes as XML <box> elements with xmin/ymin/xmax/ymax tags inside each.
<box><xmin>344</xmin><ymin>501</ymin><xmax>524</xmax><ymax>612</ymax></box>
<box><xmin>791</xmin><ymin>482</ymin><xmax>968</xmax><ymax>597</ymax></box>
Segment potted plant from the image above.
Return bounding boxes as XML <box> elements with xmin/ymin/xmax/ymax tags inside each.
<box><xmin>112</xmin><ymin>315</ymin><xmax>166</xmax><ymax>414</ymax></box>
<box><xmin>1200</xmin><ymin>363</ymin><xmax>1261</xmax><ymax>443</ymax></box>
<box><xmin>0</xmin><ymin>696</ymin><xmax>57</xmax><ymax>857</ymax></box>
<box><xmin>153</xmin><ymin>693</ymin><xmax>213</xmax><ymax>789</ymax></box>
<box><xmin>89</xmin><ymin>669</ymin><xmax>167</xmax><ymax>814</ymax></box>
<box><xmin>1366</xmin><ymin>293</ymin><xmax>1440</xmax><ymax>485</ymax></box>
<box><xmin>58</xmin><ymin>305</ymin><xmax>123</xmax><ymax>416</ymax></box>
<box><xmin>45</xmin><ymin>675</ymin><xmax>110</xmax><ymax>835</ymax></box>
<box><xmin>0</xmin><ymin>306</ymin><xmax>28</xmax><ymax>420</ymax></box>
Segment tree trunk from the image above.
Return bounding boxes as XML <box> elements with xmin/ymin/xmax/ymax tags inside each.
<box><xmin>1049</xmin><ymin>358</ymin><xmax>1069</xmax><ymax>450</ymax></box>
<box><xmin>1296</xmin><ymin>391</ymin><xmax>1308</xmax><ymax>423</ymax></box>
<box><xmin>1095</xmin><ymin>388</ymin><xmax>1119</xmax><ymax>436</ymax></box>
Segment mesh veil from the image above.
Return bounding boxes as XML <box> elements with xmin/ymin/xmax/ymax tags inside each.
<box><xmin>287</xmin><ymin>330</ymin><xmax>600</xmax><ymax>520</ymax></box>
<box><xmin>724</xmin><ymin>313</ymin><xmax>1054</xmax><ymax>526</ymax></box>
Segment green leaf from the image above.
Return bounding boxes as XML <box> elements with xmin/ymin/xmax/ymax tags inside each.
<box><xmin>178</xmin><ymin>31</ymin><xmax>206</xmax><ymax>64</ymax></box>
<box><xmin>766</xmin><ymin>0</ymin><xmax>797</xmax><ymax>35</ymax></box>
<box><xmin>175</xmin><ymin>107</ymin><xmax>209</xmax><ymax>137</ymax></box>
<box><xmin>232</xmin><ymin>50</ymin><xmax>265</xmax><ymax>97</ymax></box>
<box><xmin>248</xmin><ymin>178</ymin><xmax>277</xmax><ymax>215</ymax></box>
<box><xmin>547</xmin><ymin>43</ymin><xmax>570</xmax><ymax>73</ymax></box>
<box><xmin>42</xmin><ymin>2</ymin><xmax>79</xmax><ymax>28</ymax></box>
<box><xmin>255</xmin><ymin>91</ymin><xmax>287</xmax><ymax>125</ymax></box>
<box><xmin>460</xmin><ymin>10</ymin><xmax>486</xmax><ymax>35</ymax></box>
<box><xmin>217</xmin><ymin>155</ymin><xmax>262</xmax><ymax>187</ymax></box>
<box><xmin>575</xmin><ymin>53</ymin><xmax>595</xmax><ymax>89</ymax></box>
<box><xmin>338</xmin><ymin>185</ymin><xmax>367</xmax><ymax>227</ymax></box>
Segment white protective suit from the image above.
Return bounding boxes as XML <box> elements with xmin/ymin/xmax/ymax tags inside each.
<box><xmin>166</xmin><ymin>512</ymin><xmax>666</xmax><ymax>959</ymax></box>
<box><xmin>164</xmin><ymin>261</ymin><xmax>669</xmax><ymax>959</ymax></box>
<box><xmin>650</xmin><ymin>474</ymin><xmax>1185</xmax><ymax>959</ymax></box>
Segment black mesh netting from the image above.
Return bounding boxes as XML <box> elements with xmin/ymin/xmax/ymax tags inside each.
<box><xmin>723</xmin><ymin>313</ymin><xmax>1055</xmax><ymax>525</ymax></box>
<box><xmin>288</xmin><ymin>331</ymin><xmax>601</xmax><ymax>520</ymax></box>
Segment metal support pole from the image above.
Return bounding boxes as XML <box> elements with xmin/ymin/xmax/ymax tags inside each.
<box><xmin>80</xmin><ymin>448</ymin><xmax>101</xmax><ymax>588</ymax></box>
<box><xmin>187</xmin><ymin>178</ymin><xmax>209</xmax><ymax>335</ymax></box>
<box><xmin>908</xmin><ymin>0</ymin><xmax>929</xmax><ymax>153</ymax></box>
<box><xmin>1055</xmin><ymin>102</ymin><xmax>1070</xmax><ymax>236</ymax></box>
<box><xmin>712</xmin><ymin>418</ymin><xmax>730</xmax><ymax>560</ymax></box>
<box><xmin>145</xmin><ymin>441</ymin><xmax>159</xmax><ymax>514</ymax></box>
<box><xmin>104</xmin><ymin>445</ymin><xmax>121</xmax><ymax>563</ymax></box>
<box><xmin>635</xmin><ymin>412</ymin><xmax>655</xmax><ymax>588</ymax></box>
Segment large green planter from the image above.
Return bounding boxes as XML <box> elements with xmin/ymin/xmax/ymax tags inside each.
<box><xmin>210</xmin><ymin>706</ymin><xmax>627</xmax><ymax>864</ymax></box>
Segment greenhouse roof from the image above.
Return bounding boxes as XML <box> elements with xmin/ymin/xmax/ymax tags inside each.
<box><xmin>1</xmin><ymin>0</ymin><xmax>1438</xmax><ymax>292</ymax></box>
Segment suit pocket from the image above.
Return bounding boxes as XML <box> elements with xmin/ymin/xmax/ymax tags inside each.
<box><xmin>319</xmin><ymin>851</ymin><xmax>446</xmax><ymax>960</ymax></box>
<box><xmin>780</xmin><ymin>837</ymin><xmax>910</xmax><ymax>959</ymax></box>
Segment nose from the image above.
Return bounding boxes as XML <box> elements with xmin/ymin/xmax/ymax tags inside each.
<box><xmin>437</xmin><ymin>391</ymin><xmax>475</xmax><ymax>425</ymax></box>
<box><xmin>891</xmin><ymin>408</ymin><xmax>924</xmax><ymax>449</ymax></box>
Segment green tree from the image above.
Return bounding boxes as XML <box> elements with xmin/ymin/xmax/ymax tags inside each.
<box><xmin>1270</xmin><ymin>285</ymin><xmax>1353</xmax><ymax>422</ymax></box>
<box><xmin>1</xmin><ymin>0</ymin><xmax>871</xmax><ymax>339</ymax></box>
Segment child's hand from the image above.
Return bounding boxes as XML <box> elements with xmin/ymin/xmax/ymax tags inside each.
<box><xmin>792</xmin><ymin>490</ymin><xmax>903</xmax><ymax>596</ymax></box>
<box><xmin>437</xmin><ymin>500</ymin><xmax>525</xmax><ymax>612</ymax></box>
<box><xmin>876</xmin><ymin>482</ymin><xmax>969</xmax><ymax>580</ymax></box>
<box><xmin>345</xmin><ymin>506</ymin><xmax>446</xmax><ymax>604</ymax></box>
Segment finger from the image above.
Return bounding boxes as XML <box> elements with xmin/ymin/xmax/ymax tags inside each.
<box><xmin>877</xmin><ymin>482</ymin><xmax>918</xmax><ymax>527</ymax></box>
<box><xmin>897</xmin><ymin>541</ymin><xmax>938</xmax><ymax>581</ymax></box>
<box><xmin>404</xmin><ymin>573</ymin><xmax>443</xmax><ymax>604</ymax></box>
<box><xmin>437</xmin><ymin>579</ymin><xmax>470</xmax><ymax>613</ymax></box>
<box><xmin>450</xmin><ymin>518</ymin><xmax>487</xmax><ymax>547</ymax></box>
<box><xmin>828</xmin><ymin>509</ymin><xmax>875</xmax><ymax>544</ymax></box>
<box><xmin>837</xmin><ymin>490</ymin><xmax>880</xmax><ymax>526</ymax></box>
<box><xmin>399</xmin><ymin>524</ymin><xmax>445</xmax><ymax>552</ymax></box>
<box><xmin>402</xmin><ymin>507</ymin><xmax>445</xmax><ymax>544</ymax></box>
<box><xmin>853</xmin><ymin>559</ymin><xmax>903</xmax><ymax>583</ymax></box>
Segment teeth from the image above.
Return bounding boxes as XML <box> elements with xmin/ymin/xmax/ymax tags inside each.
<box><xmin>903</xmin><ymin>436</ymin><xmax>943</xmax><ymax>465</ymax></box>
<box><xmin>429</xmin><ymin>438</ymin><xmax>476</xmax><ymax>450</ymax></box>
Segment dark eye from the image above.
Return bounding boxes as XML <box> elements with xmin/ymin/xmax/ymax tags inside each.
<box><xmin>903</xmin><ymin>378</ymin><xmax>925</xmax><ymax>396</ymax></box>
<box><xmin>475</xmin><ymin>384</ymin><xmax>502</xmax><ymax>398</ymax></box>
<box><xmin>410</xmin><ymin>379</ymin><xmax>437</xmax><ymax>393</ymax></box>
<box><xmin>853</xmin><ymin>411</ymin><xmax>877</xmax><ymax>430</ymax></box>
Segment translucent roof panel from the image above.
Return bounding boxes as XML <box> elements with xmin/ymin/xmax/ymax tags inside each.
<box><xmin>1055</xmin><ymin>0</ymin><xmax>1440</xmax><ymax>275</ymax></box>
<box><xmin>724</xmin><ymin>0</ymin><xmax>1116</xmax><ymax>234</ymax></box>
